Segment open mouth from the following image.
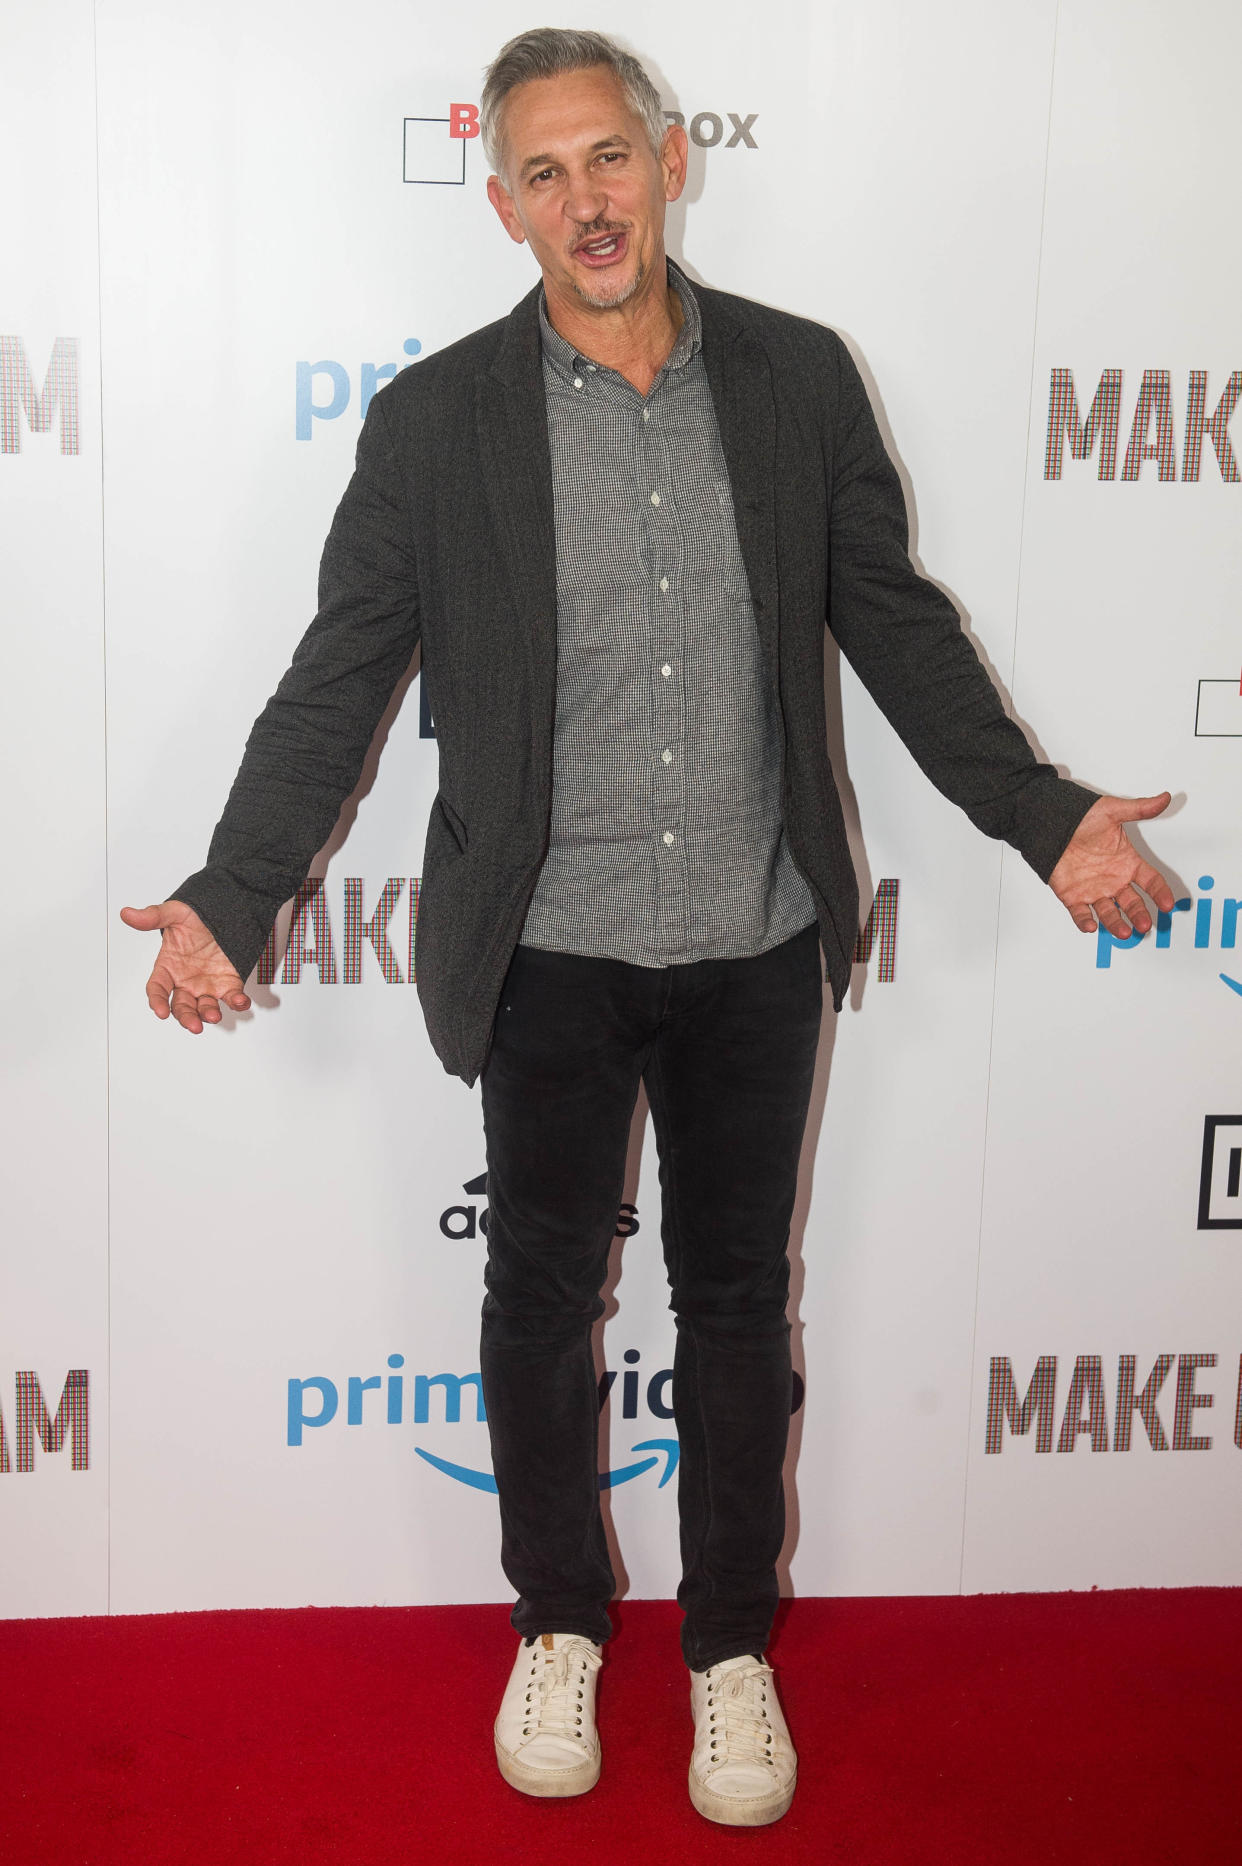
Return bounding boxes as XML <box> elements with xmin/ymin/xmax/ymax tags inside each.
<box><xmin>574</xmin><ymin>230</ymin><xmax>628</xmax><ymax>266</ymax></box>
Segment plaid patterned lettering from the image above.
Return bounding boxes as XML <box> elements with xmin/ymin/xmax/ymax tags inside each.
<box><xmin>256</xmin><ymin>918</ymin><xmax>281</xmax><ymax>985</ymax></box>
<box><xmin>1234</xmin><ymin>1353</ymin><xmax>1242</xmax><ymax>1451</ymax></box>
<box><xmin>1114</xmin><ymin>1353</ymin><xmax>1174</xmax><ymax>1451</ymax></box>
<box><xmin>1044</xmin><ymin>368</ymin><xmax>1122</xmax><ymax>479</ymax></box>
<box><xmin>985</xmin><ymin>1355</ymin><xmax>1057</xmax><ymax>1453</ymax></box>
<box><xmin>408</xmin><ymin>877</ymin><xmax>421</xmax><ymax>983</ymax></box>
<box><xmin>853</xmin><ymin>879</ymin><xmax>900</xmax><ymax>980</ymax></box>
<box><xmin>1056</xmin><ymin>1355</ymin><xmax>1109</xmax><ymax>1452</ymax></box>
<box><xmin>0</xmin><ymin>1400</ymin><xmax>9</xmax><ymax>1473</ymax></box>
<box><xmin>0</xmin><ymin>335</ymin><xmax>79</xmax><ymax>454</ymax></box>
<box><xmin>13</xmin><ymin>1370</ymin><xmax>89</xmax><ymax>1472</ymax></box>
<box><xmin>1171</xmin><ymin>1352</ymin><xmax>1215</xmax><ymax>1451</ymax></box>
<box><xmin>280</xmin><ymin>879</ymin><xmax>337</xmax><ymax>983</ymax></box>
<box><xmin>1121</xmin><ymin>370</ymin><xmax>1177</xmax><ymax>481</ymax></box>
<box><xmin>1182</xmin><ymin>370</ymin><xmax>1242</xmax><ymax>482</ymax></box>
<box><xmin>343</xmin><ymin>877</ymin><xmax>405</xmax><ymax>983</ymax></box>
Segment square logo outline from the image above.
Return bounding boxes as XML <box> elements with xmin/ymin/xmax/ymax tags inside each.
<box><xmin>403</xmin><ymin>117</ymin><xmax>466</xmax><ymax>187</ymax></box>
<box><xmin>1194</xmin><ymin>679</ymin><xmax>1242</xmax><ymax>738</ymax></box>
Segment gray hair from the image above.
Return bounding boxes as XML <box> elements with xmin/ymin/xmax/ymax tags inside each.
<box><xmin>480</xmin><ymin>27</ymin><xmax>667</xmax><ymax>179</ymax></box>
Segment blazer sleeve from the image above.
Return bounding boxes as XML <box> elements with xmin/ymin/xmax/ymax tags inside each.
<box><xmin>824</xmin><ymin>334</ymin><xmax>1095</xmax><ymax>880</ymax></box>
<box><xmin>172</xmin><ymin>389</ymin><xmax>422</xmax><ymax>981</ymax></box>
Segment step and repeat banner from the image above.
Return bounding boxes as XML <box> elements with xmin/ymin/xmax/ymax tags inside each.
<box><xmin>3</xmin><ymin>0</ymin><xmax>1239</xmax><ymax>1618</ymax></box>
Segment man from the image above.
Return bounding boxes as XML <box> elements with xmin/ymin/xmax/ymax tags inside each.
<box><xmin>123</xmin><ymin>28</ymin><xmax>1173</xmax><ymax>1828</ymax></box>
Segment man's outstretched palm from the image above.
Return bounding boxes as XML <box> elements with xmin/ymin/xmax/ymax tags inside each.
<box><xmin>1049</xmin><ymin>792</ymin><xmax>1176</xmax><ymax>937</ymax></box>
<box><xmin>120</xmin><ymin>899</ymin><xmax>251</xmax><ymax>1034</ymax></box>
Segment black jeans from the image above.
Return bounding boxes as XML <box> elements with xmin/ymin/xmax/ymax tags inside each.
<box><xmin>478</xmin><ymin>923</ymin><xmax>823</xmax><ymax>1672</ymax></box>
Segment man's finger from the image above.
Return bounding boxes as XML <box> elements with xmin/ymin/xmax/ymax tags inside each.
<box><xmin>1133</xmin><ymin>860</ymin><xmax>1176</xmax><ymax>915</ymax></box>
<box><xmin>121</xmin><ymin>902</ymin><xmax>173</xmax><ymax>932</ymax></box>
<box><xmin>197</xmin><ymin>996</ymin><xmax>222</xmax><ymax>1024</ymax></box>
<box><xmin>224</xmin><ymin>990</ymin><xmax>253</xmax><ymax>1013</ymax></box>
<box><xmin>1114</xmin><ymin>886</ymin><xmax>1152</xmax><ymax>933</ymax></box>
<box><xmin>1068</xmin><ymin>904</ymin><xmax>1097</xmax><ymax>934</ymax></box>
<box><xmin>1115</xmin><ymin>790</ymin><xmax>1172</xmax><ymax>824</ymax></box>
<box><xmin>1092</xmin><ymin>896</ymin><xmax>1133</xmax><ymax>939</ymax></box>
<box><xmin>144</xmin><ymin>976</ymin><xmax>172</xmax><ymax>1018</ymax></box>
<box><xmin>169</xmin><ymin>986</ymin><xmax>205</xmax><ymax>1034</ymax></box>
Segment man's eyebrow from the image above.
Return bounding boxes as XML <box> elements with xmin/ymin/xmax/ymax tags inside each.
<box><xmin>519</xmin><ymin>135</ymin><xmax>632</xmax><ymax>178</ymax></box>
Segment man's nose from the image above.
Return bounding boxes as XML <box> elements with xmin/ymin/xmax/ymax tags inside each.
<box><xmin>563</xmin><ymin>173</ymin><xmax>608</xmax><ymax>225</ymax></box>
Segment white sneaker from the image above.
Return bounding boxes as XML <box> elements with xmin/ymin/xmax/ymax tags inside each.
<box><xmin>494</xmin><ymin>1632</ymin><xmax>603</xmax><ymax>1797</ymax></box>
<box><xmin>688</xmin><ymin>1653</ymin><xmax>797</xmax><ymax>1826</ymax></box>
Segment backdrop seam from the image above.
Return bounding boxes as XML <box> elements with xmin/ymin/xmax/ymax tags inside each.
<box><xmin>957</xmin><ymin>0</ymin><xmax>1061</xmax><ymax>1594</ymax></box>
<box><xmin>91</xmin><ymin>0</ymin><xmax>113</xmax><ymax>1618</ymax></box>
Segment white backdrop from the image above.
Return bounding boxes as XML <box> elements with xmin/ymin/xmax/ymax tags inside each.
<box><xmin>3</xmin><ymin>0</ymin><xmax>1240</xmax><ymax>1619</ymax></box>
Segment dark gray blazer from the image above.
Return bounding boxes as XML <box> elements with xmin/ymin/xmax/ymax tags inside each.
<box><xmin>177</xmin><ymin>278</ymin><xmax>1094</xmax><ymax>1083</ymax></box>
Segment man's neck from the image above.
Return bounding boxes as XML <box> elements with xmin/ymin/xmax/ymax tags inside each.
<box><xmin>543</xmin><ymin>258</ymin><xmax>683</xmax><ymax>398</ymax></box>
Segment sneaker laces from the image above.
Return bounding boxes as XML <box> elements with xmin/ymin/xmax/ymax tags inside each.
<box><xmin>520</xmin><ymin>1638</ymin><xmax>602</xmax><ymax>1744</ymax></box>
<box><xmin>704</xmin><ymin>1661</ymin><xmax>778</xmax><ymax>1769</ymax></box>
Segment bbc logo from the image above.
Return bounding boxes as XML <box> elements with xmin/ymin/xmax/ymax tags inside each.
<box><xmin>1198</xmin><ymin>1116</ymin><xmax>1242</xmax><ymax>1229</ymax></box>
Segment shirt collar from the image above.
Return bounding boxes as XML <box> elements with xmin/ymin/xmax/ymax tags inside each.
<box><xmin>538</xmin><ymin>259</ymin><xmax>702</xmax><ymax>384</ymax></box>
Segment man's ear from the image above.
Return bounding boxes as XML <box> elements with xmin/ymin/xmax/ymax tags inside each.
<box><xmin>661</xmin><ymin>124</ymin><xmax>689</xmax><ymax>205</ymax></box>
<box><xmin>486</xmin><ymin>174</ymin><xmax>526</xmax><ymax>245</ymax></box>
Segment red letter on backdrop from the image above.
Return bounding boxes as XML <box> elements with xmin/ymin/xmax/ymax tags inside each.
<box><xmin>449</xmin><ymin>104</ymin><xmax>480</xmax><ymax>139</ymax></box>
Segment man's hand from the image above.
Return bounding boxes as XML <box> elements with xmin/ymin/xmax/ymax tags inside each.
<box><xmin>119</xmin><ymin>899</ymin><xmax>252</xmax><ymax>1033</ymax></box>
<box><xmin>1048</xmin><ymin>792</ymin><xmax>1176</xmax><ymax>938</ymax></box>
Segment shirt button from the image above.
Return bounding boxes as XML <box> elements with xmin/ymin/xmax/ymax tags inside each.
<box><xmin>659</xmin><ymin>576</ymin><xmax>669</xmax><ymax>592</ymax></box>
<box><xmin>661</xmin><ymin>663</ymin><xmax>672</xmax><ymax>677</ymax></box>
<box><xmin>573</xmin><ymin>376</ymin><xmax>584</xmax><ymax>390</ymax></box>
<box><xmin>642</xmin><ymin>408</ymin><xmax>650</xmax><ymax>422</ymax></box>
<box><xmin>662</xmin><ymin>749</ymin><xmax>673</xmax><ymax>765</ymax></box>
<box><xmin>662</xmin><ymin>831</ymin><xmax>675</xmax><ymax>846</ymax></box>
<box><xmin>650</xmin><ymin>492</ymin><xmax>661</xmax><ymax>506</ymax></box>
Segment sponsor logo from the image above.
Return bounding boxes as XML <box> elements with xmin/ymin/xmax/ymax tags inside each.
<box><xmin>985</xmin><ymin>1352</ymin><xmax>1242</xmax><ymax>1453</ymax></box>
<box><xmin>416</xmin><ymin>1437</ymin><xmax>680</xmax><ymax>1494</ymax></box>
<box><xmin>403</xmin><ymin>103</ymin><xmax>480</xmax><ymax>186</ymax></box>
<box><xmin>1</xmin><ymin>336</ymin><xmax>79</xmax><ymax>455</ymax></box>
<box><xmin>257</xmin><ymin>877</ymin><xmax>420</xmax><ymax>985</ymax></box>
<box><xmin>439</xmin><ymin>1168</ymin><xmax>638</xmax><ymax>1242</ymax></box>
<box><xmin>1094</xmin><ymin>874</ymin><xmax>1242</xmax><ymax>999</ymax></box>
<box><xmin>1199</xmin><ymin>1117</ymin><xmax>1242</xmax><ymax>1230</ymax></box>
<box><xmin>663</xmin><ymin>110</ymin><xmax>759</xmax><ymax>149</ymax></box>
<box><xmin>287</xmin><ymin>1347</ymin><xmax>804</xmax><ymax>1492</ymax></box>
<box><xmin>1044</xmin><ymin>367</ymin><xmax>1241</xmax><ymax>482</ymax></box>
<box><xmin>0</xmin><ymin>1369</ymin><xmax>90</xmax><ymax>1472</ymax></box>
<box><xmin>399</xmin><ymin>101</ymin><xmax>759</xmax><ymax>186</ymax></box>
<box><xmin>296</xmin><ymin>341</ymin><xmax>423</xmax><ymax>440</ymax></box>
<box><xmin>1195</xmin><ymin>679</ymin><xmax>1242</xmax><ymax>738</ymax></box>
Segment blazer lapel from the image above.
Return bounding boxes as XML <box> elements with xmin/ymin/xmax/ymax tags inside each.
<box><xmin>476</xmin><ymin>285</ymin><xmax>559</xmax><ymax>736</ymax></box>
<box><xmin>699</xmin><ymin>290</ymin><xmax>781</xmax><ymax>672</ymax></box>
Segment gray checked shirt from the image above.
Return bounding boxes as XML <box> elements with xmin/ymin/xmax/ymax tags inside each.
<box><xmin>518</xmin><ymin>262</ymin><xmax>817</xmax><ymax>968</ymax></box>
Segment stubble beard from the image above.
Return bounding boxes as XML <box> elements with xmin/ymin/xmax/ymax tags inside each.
<box><xmin>570</xmin><ymin>250</ymin><xmax>647</xmax><ymax>311</ymax></box>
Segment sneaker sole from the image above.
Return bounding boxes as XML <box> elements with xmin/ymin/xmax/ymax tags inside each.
<box><xmin>687</xmin><ymin>1763</ymin><xmax>796</xmax><ymax>1827</ymax></box>
<box><xmin>494</xmin><ymin>1734</ymin><xmax>601</xmax><ymax>1799</ymax></box>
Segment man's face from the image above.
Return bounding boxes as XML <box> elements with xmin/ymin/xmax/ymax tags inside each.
<box><xmin>486</xmin><ymin>66</ymin><xmax>687</xmax><ymax>318</ymax></box>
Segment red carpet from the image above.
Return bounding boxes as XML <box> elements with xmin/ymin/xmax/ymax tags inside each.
<box><xmin>3</xmin><ymin>1591</ymin><xmax>1239</xmax><ymax>1865</ymax></box>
